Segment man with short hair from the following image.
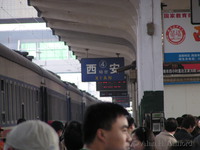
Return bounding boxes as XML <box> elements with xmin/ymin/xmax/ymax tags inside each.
<box><xmin>155</xmin><ymin>118</ymin><xmax>178</xmax><ymax>150</ymax></box>
<box><xmin>174</xmin><ymin>114</ymin><xmax>196</xmax><ymax>141</ymax></box>
<box><xmin>81</xmin><ymin>102</ymin><xmax>132</xmax><ymax>150</ymax></box>
<box><xmin>64</xmin><ymin>121</ymin><xmax>83</xmax><ymax>150</ymax></box>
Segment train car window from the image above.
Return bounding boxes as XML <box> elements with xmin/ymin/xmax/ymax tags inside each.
<box><xmin>24</xmin><ymin>86</ymin><xmax>28</xmax><ymax>119</ymax></box>
<box><xmin>26</xmin><ymin>87</ymin><xmax>29</xmax><ymax>119</ymax></box>
<box><xmin>36</xmin><ymin>90</ymin><xmax>40</xmax><ymax>119</ymax></box>
<box><xmin>33</xmin><ymin>88</ymin><xmax>36</xmax><ymax>119</ymax></box>
<box><xmin>33</xmin><ymin>89</ymin><xmax>36</xmax><ymax>118</ymax></box>
<box><xmin>1</xmin><ymin>112</ymin><xmax>5</xmax><ymax>124</ymax></box>
<box><xmin>57</xmin><ymin>98</ymin><xmax>61</xmax><ymax>120</ymax></box>
<box><xmin>21</xmin><ymin>103</ymin><xmax>25</xmax><ymax>119</ymax></box>
<box><xmin>31</xmin><ymin>89</ymin><xmax>35</xmax><ymax>119</ymax></box>
<box><xmin>36</xmin><ymin>90</ymin><xmax>39</xmax><ymax>103</ymax></box>
<box><xmin>31</xmin><ymin>88</ymin><xmax>34</xmax><ymax>119</ymax></box>
<box><xmin>1</xmin><ymin>80</ymin><xmax>4</xmax><ymax>92</ymax></box>
<box><xmin>14</xmin><ymin>83</ymin><xmax>17</xmax><ymax>123</ymax></box>
<box><xmin>29</xmin><ymin>88</ymin><xmax>32</xmax><ymax>119</ymax></box>
<box><xmin>1</xmin><ymin>80</ymin><xmax>5</xmax><ymax>124</ymax></box>
<box><xmin>21</xmin><ymin>85</ymin><xmax>26</xmax><ymax>119</ymax></box>
<box><xmin>16</xmin><ymin>84</ymin><xmax>20</xmax><ymax>120</ymax></box>
<box><xmin>48</xmin><ymin>94</ymin><xmax>53</xmax><ymax>120</ymax></box>
<box><xmin>10</xmin><ymin>81</ymin><xmax>14</xmax><ymax>124</ymax></box>
<box><xmin>0</xmin><ymin>79</ymin><xmax>5</xmax><ymax>124</ymax></box>
<box><xmin>58</xmin><ymin>98</ymin><xmax>63</xmax><ymax>120</ymax></box>
<box><xmin>29</xmin><ymin>88</ymin><xmax>31</xmax><ymax>119</ymax></box>
<box><xmin>34</xmin><ymin>89</ymin><xmax>37</xmax><ymax>119</ymax></box>
<box><xmin>6</xmin><ymin>81</ymin><xmax>10</xmax><ymax>124</ymax></box>
<box><xmin>13</xmin><ymin>82</ymin><xmax>17</xmax><ymax>123</ymax></box>
<box><xmin>29</xmin><ymin>88</ymin><xmax>33</xmax><ymax>119</ymax></box>
<box><xmin>27</xmin><ymin>87</ymin><xmax>29</xmax><ymax>119</ymax></box>
<box><xmin>52</xmin><ymin>95</ymin><xmax>56</xmax><ymax>120</ymax></box>
<box><xmin>19</xmin><ymin>85</ymin><xmax>23</xmax><ymax>119</ymax></box>
<box><xmin>35</xmin><ymin>89</ymin><xmax>39</xmax><ymax>119</ymax></box>
<box><xmin>81</xmin><ymin>102</ymin><xmax>86</xmax><ymax>121</ymax></box>
<box><xmin>9</xmin><ymin>81</ymin><xmax>13</xmax><ymax>124</ymax></box>
<box><xmin>62</xmin><ymin>99</ymin><xmax>67</xmax><ymax>120</ymax></box>
<box><xmin>19</xmin><ymin>85</ymin><xmax>22</xmax><ymax>118</ymax></box>
<box><xmin>60</xmin><ymin>100</ymin><xmax>63</xmax><ymax>120</ymax></box>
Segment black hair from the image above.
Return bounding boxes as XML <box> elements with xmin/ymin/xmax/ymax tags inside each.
<box><xmin>127</xmin><ymin>116</ymin><xmax>135</xmax><ymax>127</ymax></box>
<box><xmin>51</xmin><ymin>121</ymin><xmax>64</xmax><ymax>132</ymax></box>
<box><xmin>176</xmin><ymin>117</ymin><xmax>184</xmax><ymax>127</ymax></box>
<box><xmin>165</xmin><ymin>118</ymin><xmax>178</xmax><ymax>132</ymax></box>
<box><xmin>64</xmin><ymin>121</ymin><xmax>83</xmax><ymax>150</ymax></box>
<box><xmin>132</xmin><ymin>127</ymin><xmax>155</xmax><ymax>150</ymax></box>
<box><xmin>182</xmin><ymin>114</ymin><xmax>189</xmax><ymax>118</ymax></box>
<box><xmin>83</xmin><ymin>102</ymin><xmax>129</xmax><ymax>144</ymax></box>
<box><xmin>181</xmin><ymin>115</ymin><xmax>196</xmax><ymax>129</ymax></box>
<box><xmin>17</xmin><ymin>118</ymin><xmax>26</xmax><ymax>124</ymax></box>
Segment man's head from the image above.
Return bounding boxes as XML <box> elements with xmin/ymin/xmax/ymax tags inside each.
<box><xmin>4</xmin><ymin>120</ymin><xmax>59</xmax><ymax>150</ymax></box>
<box><xmin>64</xmin><ymin>121</ymin><xmax>83</xmax><ymax>150</ymax></box>
<box><xmin>181</xmin><ymin>115</ymin><xmax>196</xmax><ymax>133</ymax></box>
<box><xmin>83</xmin><ymin>102</ymin><xmax>131</xmax><ymax>150</ymax></box>
<box><xmin>164</xmin><ymin>118</ymin><xmax>178</xmax><ymax>133</ymax></box>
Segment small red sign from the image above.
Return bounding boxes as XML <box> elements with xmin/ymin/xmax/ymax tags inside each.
<box><xmin>166</xmin><ymin>25</ymin><xmax>186</xmax><ymax>45</ymax></box>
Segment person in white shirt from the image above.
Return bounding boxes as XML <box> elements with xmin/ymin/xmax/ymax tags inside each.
<box><xmin>155</xmin><ymin>118</ymin><xmax>178</xmax><ymax>150</ymax></box>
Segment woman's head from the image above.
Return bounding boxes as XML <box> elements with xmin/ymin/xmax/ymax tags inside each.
<box><xmin>130</xmin><ymin>127</ymin><xmax>155</xmax><ymax>150</ymax></box>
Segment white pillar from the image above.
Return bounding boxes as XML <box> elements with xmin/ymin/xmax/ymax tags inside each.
<box><xmin>137</xmin><ymin>0</ymin><xmax>164</xmax><ymax>104</ymax></box>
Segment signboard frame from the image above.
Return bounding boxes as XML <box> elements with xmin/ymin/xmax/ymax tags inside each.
<box><xmin>112</xmin><ymin>96</ymin><xmax>130</xmax><ymax>107</ymax></box>
<box><xmin>81</xmin><ymin>57</ymin><xmax>125</xmax><ymax>82</ymax></box>
<box><xmin>96</xmin><ymin>80</ymin><xmax>127</xmax><ymax>91</ymax></box>
<box><xmin>100</xmin><ymin>91</ymin><xmax>128</xmax><ymax>97</ymax></box>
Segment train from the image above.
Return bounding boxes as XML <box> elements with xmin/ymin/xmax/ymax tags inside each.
<box><xmin>0</xmin><ymin>43</ymin><xmax>101</xmax><ymax>129</ymax></box>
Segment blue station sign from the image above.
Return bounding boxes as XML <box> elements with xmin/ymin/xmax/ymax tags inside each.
<box><xmin>81</xmin><ymin>57</ymin><xmax>125</xmax><ymax>82</ymax></box>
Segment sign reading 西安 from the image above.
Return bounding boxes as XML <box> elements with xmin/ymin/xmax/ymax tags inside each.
<box><xmin>81</xmin><ymin>57</ymin><xmax>125</xmax><ymax>82</ymax></box>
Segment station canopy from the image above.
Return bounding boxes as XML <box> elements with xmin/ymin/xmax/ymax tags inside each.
<box><xmin>27</xmin><ymin>0</ymin><xmax>190</xmax><ymax>66</ymax></box>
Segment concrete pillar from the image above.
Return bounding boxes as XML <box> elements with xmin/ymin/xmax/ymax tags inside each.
<box><xmin>137</xmin><ymin>0</ymin><xmax>164</xmax><ymax>123</ymax></box>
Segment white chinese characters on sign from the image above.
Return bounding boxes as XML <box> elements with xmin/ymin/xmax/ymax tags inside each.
<box><xmin>110</xmin><ymin>63</ymin><xmax>120</xmax><ymax>74</ymax></box>
<box><xmin>86</xmin><ymin>64</ymin><xmax>96</xmax><ymax>74</ymax></box>
<box><xmin>86</xmin><ymin>62</ymin><xmax>120</xmax><ymax>75</ymax></box>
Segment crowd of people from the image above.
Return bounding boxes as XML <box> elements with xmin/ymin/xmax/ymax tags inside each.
<box><xmin>129</xmin><ymin>114</ymin><xmax>200</xmax><ymax>150</ymax></box>
<box><xmin>1</xmin><ymin>102</ymin><xmax>200</xmax><ymax>150</ymax></box>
